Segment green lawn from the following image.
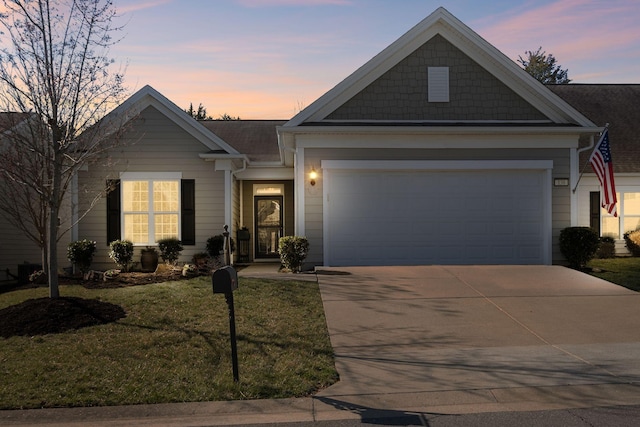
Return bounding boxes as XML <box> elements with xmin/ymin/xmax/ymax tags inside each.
<box><xmin>588</xmin><ymin>257</ymin><xmax>640</xmax><ymax>292</ymax></box>
<box><xmin>0</xmin><ymin>276</ymin><xmax>338</xmax><ymax>409</ymax></box>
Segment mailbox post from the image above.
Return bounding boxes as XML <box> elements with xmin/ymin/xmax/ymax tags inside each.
<box><xmin>212</xmin><ymin>265</ymin><xmax>239</xmax><ymax>382</ymax></box>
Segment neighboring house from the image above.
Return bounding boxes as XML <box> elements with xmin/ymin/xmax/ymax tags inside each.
<box><xmin>549</xmin><ymin>84</ymin><xmax>640</xmax><ymax>253</ymax></box>
<box><xmin>1</xmin><ymin>7</ymin><xmax>635</xmax><ymax>274</ymax></box>
<box><xmin>0</xmin><ymin>113</ymin><xmax>69</xmax><ymax>282</ymax></box>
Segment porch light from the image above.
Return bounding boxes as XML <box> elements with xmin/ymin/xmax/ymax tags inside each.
<box><xmin>309</xmin><ymin>168</ymin><xmax>318</xmax><ymax>186</ymax></box>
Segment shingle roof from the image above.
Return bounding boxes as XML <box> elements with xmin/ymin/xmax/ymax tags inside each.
<box><xmin>547</xmin><ymin>84</ymin><xmax>640</xmax><ymax>173</ymax></box>
<box><xmin>0</xmin><ymin>112</ymin><xmax>31</xmax><ymax>133</ymax></box>
<box><xmin>199</xmin><ymin>120</ymin><xmax>286</xmax><ymax>163</ymax></box>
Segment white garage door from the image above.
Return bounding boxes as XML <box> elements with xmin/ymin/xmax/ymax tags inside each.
<box><xmin>324</xmin><ymin>161</ymin><xmax>551</xmax><ymax>266</ymax></box>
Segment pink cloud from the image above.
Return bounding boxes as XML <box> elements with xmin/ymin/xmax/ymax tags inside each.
<box><xmin>117</xmin><ymin>0</ymin><xmax>173</xmax><ymax>14</ymax></box>
<box><xmin>236</xmin><ymin>0</ymin><xmax>351</xmax><ymax>6</ymax></box>
<box><xmin>477</xmin><ymin>0</ymin><xmax>640</xmax><ymax>70</ymax></box>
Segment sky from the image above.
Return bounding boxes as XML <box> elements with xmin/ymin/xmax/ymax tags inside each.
<box><xmin>111</xmin><ymin>0</ymin><xmax>640</xmax><ymax>119</ymax></box>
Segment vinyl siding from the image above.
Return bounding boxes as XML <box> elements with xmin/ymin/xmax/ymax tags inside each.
<box><xmin>77</xmin><ymin>106</ymin><xmax>225</xmax><ymax>270</ymax></box>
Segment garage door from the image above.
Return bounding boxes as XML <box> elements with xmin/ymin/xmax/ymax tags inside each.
<box><xmin>323</xmin><ymin>161</ymin><xmax>551</xmax><ymax>266</ymax></box>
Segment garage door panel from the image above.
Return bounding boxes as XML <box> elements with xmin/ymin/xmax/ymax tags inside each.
<box><xmin>326</xmin><ymin>168</ymin><xmax>547</xmax><ymax>266</ymax></box>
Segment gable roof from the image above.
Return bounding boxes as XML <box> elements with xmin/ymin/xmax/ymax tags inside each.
<box><xmin>101</xmin><ymin>85</ymin><xmax>242</xmax><ymax>156</ymax></box>
<box><xmin>0</xmin><ymin>112</ymin><xmax>31</xmax><ymax>134</ymax></box>
<box><xmin>284</xmin><ymin>7</ymin><xmax>595</xmax><ymax>128</ymax></box>
<box><xmin>548</xmin><ymin>84</ymin><xmax>640</xmax><ymax>173</ymax></box>
<box><xmin>200</xmin><ymin>120</ymin><xmax>285</xmax><ymax>164</ymax></box>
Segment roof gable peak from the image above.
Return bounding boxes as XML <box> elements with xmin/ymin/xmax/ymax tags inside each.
<box><xmin>101</xmin><ymin>85</ymin><xmax>240</xmax><ymax>154</ymax></box>
<box><xmin>285</xmin><ymin>7</ymin><xmax>594</xmax><ymax>128</ymax></box>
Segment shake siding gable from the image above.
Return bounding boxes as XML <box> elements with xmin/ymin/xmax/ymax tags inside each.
<box><xmin>326</xmin><ymin>34</ymin><xmax>548</xmax><ymax>122</ymax></box>
<box><xmin>77</xmin><ymin>106</ymin><xmax>225</xmax><ymax>269</ymax></box>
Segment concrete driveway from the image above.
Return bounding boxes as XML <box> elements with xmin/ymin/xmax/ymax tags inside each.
<box><xmin>314</xmin><ymin>265</ymin><xmax>640</xmax><ymax>415</ymax></box>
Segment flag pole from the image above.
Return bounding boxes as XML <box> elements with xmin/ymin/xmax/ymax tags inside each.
<box><xmin>572</xmin><ymin>123</ymin><xmax>609</xmax><ymax>194</ymax></box>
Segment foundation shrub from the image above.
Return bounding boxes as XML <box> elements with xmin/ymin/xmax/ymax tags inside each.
<box><xmin>559</xmin><ymin>227</ymin><xmax>599</xmax><ymax>269</ymax></box>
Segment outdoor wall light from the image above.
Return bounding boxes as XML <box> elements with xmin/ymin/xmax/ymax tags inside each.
<box><xmin>309</xmin><ymin>168</ymin><xmax>318</xmax><ymax>186</ymax></box>
<box><xmin>554</xmin><ymin>178</ymin><xmax>569</xmax><ymax>187</ymax></box>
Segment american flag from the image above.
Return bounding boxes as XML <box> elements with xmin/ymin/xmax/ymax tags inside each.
<box><xmin>589</xmin><ymin>129</ymin><xmax>617</xmax><ymax>217</ymax></box>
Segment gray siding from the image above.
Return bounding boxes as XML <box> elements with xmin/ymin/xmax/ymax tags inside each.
<box><xmin>327</xmin><ymin>35</ymin><xmax>548</xmax><ymax>121</ymax></box>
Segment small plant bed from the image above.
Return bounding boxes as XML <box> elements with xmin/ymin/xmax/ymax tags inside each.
<box><xmin>0</xmin><ymin>276</ymin><xmax>337</xmax><ymax>409</ymax></box>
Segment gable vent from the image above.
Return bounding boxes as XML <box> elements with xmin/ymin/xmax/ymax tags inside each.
<box><xmin>428</xmin><ymin>67</ymin><xmax>449</xmax><ymax>102</ymax></box>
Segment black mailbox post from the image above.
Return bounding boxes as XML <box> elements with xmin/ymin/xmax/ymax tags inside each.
<box><xmin>212</xmin><ymin>265</ymin><xmax>239</xmax><ymax>382</ymax></box>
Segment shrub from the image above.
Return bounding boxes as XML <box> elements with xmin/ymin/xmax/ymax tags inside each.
<box><xmin>559</xmin><ymin>227</ymin><xmax>599</xmax><ymax>269</ymax></box>
<box><xmin>109</xmin><ymin>240</ymin><xmax>134</xmax><ymax>272</ymax></box>
<box><xmin>158</xmin><ymin>238</ymin><xmax>183</xmax><ymax>264</ymax></box>
<box><xmin>67</xmin><ymin>239</ymin><xmax>97</xmax><ymax>273</ymax></box>
<box><xmin>624</xmin><ymin>230</ymin><xmax>640</xmax><ymax>257</ymax></box>
<box><xmin>206</xmin><ymin>234</ymin><xmax>235</xmax><ymax>257</ymax></box>
<box><xmin>279</xmin><ymin>236</ymin><xmax>310</xmax><ymax>273</ymax></box>
<box><xmin>597</xmin><ymin>236</ymin><xmax>616</xmax><ymax>259</ymax></box>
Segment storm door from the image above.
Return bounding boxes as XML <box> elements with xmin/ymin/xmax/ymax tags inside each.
<box><xmin>254</xmin><ymin>196</ymin><xmax>283</xmax><ymax>258</ymax></box>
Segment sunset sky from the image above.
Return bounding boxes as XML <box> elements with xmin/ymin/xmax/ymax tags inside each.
<box><xmin>112</xmin><ymin>0</ymin><xmax>640</xmax><ymax>119</ymax></box>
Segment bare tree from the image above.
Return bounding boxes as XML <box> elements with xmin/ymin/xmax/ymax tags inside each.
<box><xmin>0</xmin><ymin>0</ymin><xmax>130</xmax><ymax>298</ymax></box>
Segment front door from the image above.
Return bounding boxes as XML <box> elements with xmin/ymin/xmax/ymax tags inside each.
<box><xmin>255</xmin><ymin>196</ymin><xmax>283</xmax><ymax>258</ymax></box>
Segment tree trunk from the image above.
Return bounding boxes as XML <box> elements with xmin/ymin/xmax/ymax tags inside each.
<box><xmin>48</xmin><ymin>151</ymin><xmax>62</xmax><ymax>299</ymax></box>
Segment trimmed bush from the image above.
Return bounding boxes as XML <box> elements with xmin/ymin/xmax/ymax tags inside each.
<box><xmin>624</xmin><ymin>230</ymin><xmax>640</xmax><ymax>257</ymax></box>
<box><xmin>67</xmin><ymin>239</ymin><xmax>97</xmax><ymax>273</ymax></box>
<box><xmin>597</xmin><ymin>236</ymin><xmax>616</xmax><ymax>259</ymax></box>
<box><xmin>109</xmin><ymin>240</ymin><xmax>134</xmax><ymax>272</ymax></box>
<box><xmin>559</xmin><ymin>227</ymin><xmax>599</xmax><ymax>269</ymax></box>
<box><xmin>158</xmin><ymin>238</ymin><xmax>183</xmax><ymax>264</ymax></box>
<box><xmin>206</xmin><ymin>234</ymin><xmax>235</xmax><ymax>257</ymax></box>
<box><xmin>279</xmin><ymin>236</ymin><xmax>310</xmax><ymax>273</ymax></box>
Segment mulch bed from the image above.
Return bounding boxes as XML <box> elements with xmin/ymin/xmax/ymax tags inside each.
<box><xmin>0</xmin><ymin>269</ymin><xmax>209</xmax><ymax>339</ymax></box>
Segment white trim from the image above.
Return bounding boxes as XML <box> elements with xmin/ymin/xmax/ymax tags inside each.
<box><xmin>235</xmin><ymin>167</ymin><xmax>294</xmax><ymax>180</ymax></box>
<box><xmin>224</xmin><ymin>170</ymin><xmax>232</xmax><ymax>233</ymax></box>
<box><xmin>295</xmin><ymin>148</ymin><xmax>306</xmax><ymax>237</ymax></box>
<box><xmin>322</xmin><ymin>160</ymin><xmax>553</xmax><ymax>266</ymax></box>
<box><xmin>321</xmin><ymin>160</ymin><xmax>553</xmax><ymax>171</ymax></box>
<box><xmin>120</xmin><ymin>172</ymin><xmax>182</xmax><ymax>180</ymax></box>
<box><xmin>570</xmin><ymin>147</ymin><xmax>578</xmax><ymax>225</ymax></box>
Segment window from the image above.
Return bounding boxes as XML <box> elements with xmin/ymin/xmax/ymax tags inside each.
<box><xmin>122</xmin><ymin>179</ymin><xmax>180</xmax><ymax>244</ymax></box>
<box><xmin>600</xmin><ymin>191</ymin><xmax>640</xmax><ymax>238</ymax></box>
<box><xmin>107</xmin><ymin>173</ymin><xmax>195</xmax><ymax>246</ymax></box>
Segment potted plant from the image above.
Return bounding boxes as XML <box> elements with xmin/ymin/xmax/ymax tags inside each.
<box><xmin>140</xmin><ymin>246</ymin><xmax>159</xmax><ymax>272</ymax></box>
<box><xmin>158</xmin><ymin>238</ymin><xmax>183</xmax><ymax>265</ymax></box>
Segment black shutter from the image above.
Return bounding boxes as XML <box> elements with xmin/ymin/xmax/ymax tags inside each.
<box><xmin>181</xmin><ymin>179</ymin><xmax>196</xmax><ymax>245</ymax></box>
<box><xmin>590</xmin><ymin>191</ymin><xmax>601</xmax><ymax>235</ymax></box>
<box><xmin>106</xmin><ymin>180</ymin><xmax>121</xmax><ymax>245</ymax></box>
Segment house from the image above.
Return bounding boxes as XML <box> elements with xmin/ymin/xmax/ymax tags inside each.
<box><xmin>1</xmin><ymin>7</ymin><xmax>634</xmax><ymax>275</ymax></box>
<box><xmin>548</xmin><ymin>84</ymin><xmax>640</xmax><ymax>253</ymax></box>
